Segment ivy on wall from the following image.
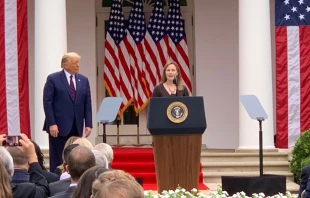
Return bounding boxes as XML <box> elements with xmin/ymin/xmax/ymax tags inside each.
<box><xmin>102</xmin><ymin>0</ymin><xmax>187</xmax><ymax>7</ymax></box>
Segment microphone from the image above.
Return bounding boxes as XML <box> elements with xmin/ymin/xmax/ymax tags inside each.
<box><xmin>173</xmin><ymin>75</ymin><xmax>178</xmax><ymax>85</ymax></box>
<box><xmin>173</xmin><ymin>75</ymin><xmax>178</xmax><ymax>96</ymax></box>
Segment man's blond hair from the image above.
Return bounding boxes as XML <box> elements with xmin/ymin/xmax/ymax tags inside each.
<box><xmin>61</xmin><ymin>52</ymin><xmax>81</xmax><ymax>68</ymax></box>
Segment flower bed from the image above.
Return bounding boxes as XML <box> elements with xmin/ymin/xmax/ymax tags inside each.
<box><xmin>144</xmin><ymin>186</ymin><xmax>297</xmax><ymax>198</ymax></box>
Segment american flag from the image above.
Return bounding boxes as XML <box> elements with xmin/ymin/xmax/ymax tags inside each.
<box><xmin>127</xmin><ymin>0</ymin><xmax>149</xmax><ymax>113</ymax></box>
<box><xmin>144</xmin><ymin>0</ymin><xmax>168</xmax><ymax>87</ymax></box>
<box><xmin>0</xmin><ymin>0</ymin><xmax>30</xmax><ymax>137</ymax></box>
<box><xmin>275</xmin><ymin>0</ymin><xmax>310</xmax><ymax>148</ymax></box>
<box><xmin>103</xmin><ymin>0</ymin><xmax>133</xmax><ymax>114</ymax></box>
<box><xmin>166</xmin><ymin>0</ymin><xmax>192</xmax><ymax>93</ymax></box>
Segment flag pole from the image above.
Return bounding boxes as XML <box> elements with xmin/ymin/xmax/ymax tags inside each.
<box><xmin>117</xmin><ymin>116</ymin><xmax>120</xmax><ymax>145</ymax></box>
<box><xmin>136</xmin><ymin>113</ymin><xmax>140</xmax><ymax>145</ymax></box>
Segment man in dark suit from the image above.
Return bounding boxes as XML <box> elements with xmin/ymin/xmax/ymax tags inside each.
<box><xmin>300</xmin><ymin>164</ymin><xmax>310</xmax><ymax>198</ymax></box>
<box><xmin>43</xmin><ymin>52</ymin><xmax>92</xmax><ymax>173</ymax></box>
<box><xmin>49</xmin><ymin>146</ymin><xmax>96</xmax><ymax>198</ymax></box>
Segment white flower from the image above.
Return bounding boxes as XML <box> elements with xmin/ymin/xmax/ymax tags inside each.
<box><xmin>192</xmin><ymin>188</ymin><xmax>198</xmax><ymax>192</ymax></box>
<box><xmin>168</xmin><ymin>190</ymin><xmax>174</xmax><ymax>194</ymax></box>
<box><xmin>181</xmin><ymin>188</ymin><xmax>186</xmax><ymax>193</ymax></box>
<box><xmin>258</xmin><ymin>192</ymin><xmax>265</xmax><ymax>197</ymax></box>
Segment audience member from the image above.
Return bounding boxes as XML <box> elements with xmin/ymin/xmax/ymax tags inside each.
<box><xmin>93</xmin><ymin>143</ymin><xmax>114</xmax><ymax>166</ymax></box>
<box><xmin>49</xmin><ymin>144</ymin><xmax>79</xmax><ymax>196</ymax></box>
<box><xmin>0</xmin><ymin>134</ymin><xmax>49</xmax><ymax>198</ymax></box>
<box><xmin>32</xmin><ymin>140</ymin><xmax>59</xmax><ymax>183</ymax></box>
<box><xmin>71</xmin><ymin>166</ymin><xmax>109</xmax><ymax>198</ymax></box>
<box><xmin>7</xmin><ymin>147</ymin><xmax>30</xmax><ymax>184</ymax></box>
<box><xmin>49</xmin><ymin>145</ymin><xmax>96</xmax><ymax>198</ymax></box>
<box><xmin>0</xmin><ymin>159</ymin><xmax>12</xmax><ymax>198</ymax></box>
<box><xmin>300</xmin><ymin>164</ymin><xmax>310</xmax><ymax>198</ymax></box>
<box><xmin>73</xmin><ymin>137</ymin><xmax>93</xmax><ymax>149</ymax></box>
<box><xmin>92</xmin><ymin>179</ymin><xmax>144</xmax><ymax>198</ymax></box>
<box><xmin>55</xmin><ymin>136</ymin><xmax>79</xmax><ymax>176</ymax></box>
<box><xmin>91</xmin><ymin>150</ymin><xmax>109</xmax><ymax>168</ymax></box>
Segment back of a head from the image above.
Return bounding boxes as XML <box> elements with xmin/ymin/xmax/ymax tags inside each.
<box><xmin>67</xmin><ymin>146</ymin><xmax>96</xmax><ymax>181</ymax></box>
<box><xmin>0</xmin><ymin>160</ymin><xmax>12</xmax><ymax>198</ymax></box>
<box><xmin>0</xmin><ymin>147</ymin><xmax>14</xmax><ymax>176</ymax></box>
<box><xmin>91</xmin><ymin>150</ymin><xmax>109</xmax><ymax>168</ymax></box>
<box><xmin>63</xmin><ymin>144</ymin><xmax>79</xmax><ymax>163</ymax></box>
<box><xmin>92</xmin><ymin>170</ymin><xmax>136</xmax><ymax>196</ymax></box>
<box><xmin>71</xmin><ymin>166</ymin><xmax>109</xmax><ymax>198</ymax></box>
<box><xmin>7</xmin><ymin>147</ymin><xmax>28</xmax><ymax>166</ymax></box>
<box><xmin>31</xmin><ymin>140</ymin><xmax>46</xmax><ymax>170</ymax></box>
<box><xmin>92</xmin><ymin>179</ymin><xmax>144</xmax><ymax>198</ymax></box>
<box><xmin>94</xmin><ymin>143</ymin><xmax>114</xmax><ymax>163</ymax></box>
<box><xmin>73</xmin><ymin>137</ymin><xmax>94</xmax><ymax>149</ymax></box>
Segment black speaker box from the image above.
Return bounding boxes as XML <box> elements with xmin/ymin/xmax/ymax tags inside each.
<box><xmin>222</xmin><ymin>174</ymin><xmax>286</xmax><ymax>196</ymax></box>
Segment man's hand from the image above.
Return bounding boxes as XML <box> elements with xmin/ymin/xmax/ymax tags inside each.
<box><xmin>18</xmin><ymin>133</ymin><xmax>38</xmax><ymax>163</ymax></box>
<box><xmin>0</xmin><ymin>134</ymin><xmax>6</xmax><ymax>146</ymax></box>
<box><xmin>84</xmin><ymin>127</ymin><xmax>92</xmax><ymax>138</ymax></box>
<box><xmin>49</xmin><ymin>125</ymin><xmax>59</xmax><ymax>137</ymax></box>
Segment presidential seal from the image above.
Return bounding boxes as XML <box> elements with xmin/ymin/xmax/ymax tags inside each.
<box><xmin>167</xmin><ymin>101</ymin><xmax>188</xmax><ymax>123</ymax></box>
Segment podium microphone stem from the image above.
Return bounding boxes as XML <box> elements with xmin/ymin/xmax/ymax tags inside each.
<box><xmin>102</xmin><ymin>123</ymin><xmax>106</xmax><ymax>143</ymax></box>
<box><xmin>258</xmin><ymin>119</ymin><xmax>263</xmax><ymax>177</ymax></box>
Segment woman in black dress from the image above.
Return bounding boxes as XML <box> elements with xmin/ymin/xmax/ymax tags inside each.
<box><xmin>152</xmin><ymin>61</ymin><xmax>190</xmax><ymax>97</ymax></box>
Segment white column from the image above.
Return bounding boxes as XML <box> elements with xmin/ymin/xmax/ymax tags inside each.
<box><xmin>34</xmin><ymin>0</ymin><xmax>67</xmax><ymax>149</ymax></box>
<box><xmin>238</xmin><ymin>0</ymin><xmax>274</xmax><ymax>149</ymax></box>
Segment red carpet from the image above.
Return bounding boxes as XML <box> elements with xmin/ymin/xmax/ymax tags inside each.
<box><xmin>111</xmin><ymin>147</ymin><xmax>209</xmax><ymax>191</ymax></box>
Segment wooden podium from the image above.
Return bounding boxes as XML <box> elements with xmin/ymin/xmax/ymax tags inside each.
<box><xmin>147</xmin><ymin>97</ymin><xmax>207</xmax><ymax>192</ymax></box>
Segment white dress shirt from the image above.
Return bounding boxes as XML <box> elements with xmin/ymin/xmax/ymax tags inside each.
<box><xmin>64</xmin><ymin>69</ymin><xmax>76</xmax><ymax>89</ymax></box>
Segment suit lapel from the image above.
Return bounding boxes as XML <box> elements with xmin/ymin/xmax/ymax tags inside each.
<box><xmin>59</xmin><ymin>70</ymin><xmax>75</xmax><ymax>102</ymax></box>
<box><xmin>75</xmin><ymin>74</ymin><xmax>82</xmax><ymax>104</ymax></box>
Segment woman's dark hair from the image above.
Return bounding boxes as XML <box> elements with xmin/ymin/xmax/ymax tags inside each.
<box><xmin>31</xmin><ymin>140</ymin><xmax>47</xmax><ymax>171</ymax></box>
<box><xmin>71</xmin><ymin>166</ymin><xmax>109</xmax><ymax>198</ymax></box>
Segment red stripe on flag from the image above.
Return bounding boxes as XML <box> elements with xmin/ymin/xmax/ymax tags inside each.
<box><xmin>0</xmin><ymin>0</ymin><xmax>7</xmax><ymax>135</ymax></box>
<box><xmin>299</xmin><ymin>26</ymin><xmax>310</xmax><ymax>132</ymax></box>
<box><xmin>144</xmin><ymin>38</ymin><xmax>161</xmax><ymax>83</ymax></box>
<box><xmin>17</xmin><ymin>0</ymin><xmax>30</xmax><ymax>138</ymax></box>
<box><xmin>275</xmin><ymin>27</ymin><xmax>289</xmax><ymax>148</ymax></box>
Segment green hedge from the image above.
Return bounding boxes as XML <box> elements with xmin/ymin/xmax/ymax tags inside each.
<box><xmin>290</xmin><ymin>129</ymin><xmax>310</xmax><ymax>183</ymax></box>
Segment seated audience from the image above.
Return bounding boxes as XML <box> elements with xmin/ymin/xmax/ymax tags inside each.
<box><xmin>0</xmin><ymin>159</ymin><xmax>12</xmax><ymax>198</ymax></box>
<box><xmin>7</xmin><ymin>147</ymin><xmax>30</xmax><ymax>184</ymax></box>
<box><xmin>49</xmin><ymin>144</ymin><xmax>79</xmax><ymax>196</ymax></box>
<box><xmin>300</xmin><ymin>164</ymin><xmax>310</xmax><ymax>198</ymax></box>
<box><xmin>91</xmin><ymin>150</ymin><xmax>109</xmax><ymax>169</ymax></box>
<box><xmin>73</xmin><ymin>137</ymin><xmax>94</xmax><ymax>149</ymax></box>
<box><xmin>55</xmin><ymin>136</ymin><xmax>79</xmax><ymax>176</ymax></box>
<box><xmin>71</xmin><ymin>166</ymin><xmax>109</xmax><ymax>198</ymax></box>
<box><xmin>49</xmin><ymin>145</ymin><xmax>96</xmax><ymax>198</ymax></box>
<box><xmin>0</xmin><ymin>133</ymin><xmax>49</xmax><ymax>198</ymax></box>
<box><xmin>93</xmin><ymin>143</ymin><xmax>114</xmax><ymax>167</ymax></box>
<box><xmin>32</xmin><ymin>141</ymin><xmax>59</xmax><ymax>183</ymax></box>
<box><xmin>92</xmin><ymin>179</ymin><xmax>144</xmax><ymax>198</ymax></box>
<box><xmin>96</xmin><ymin>169</ymin><xmax>136</xmax><ymax>183</ymax></box>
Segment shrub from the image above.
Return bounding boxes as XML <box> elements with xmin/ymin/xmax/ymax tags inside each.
<box><xmin>290</xmin><ymin>129</ymin><xmax>310</xmax><ymax>183</ymax></box>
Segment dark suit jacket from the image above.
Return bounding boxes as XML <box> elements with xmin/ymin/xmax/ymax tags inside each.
<box><xmin>43</xmin><ymin>70</ymin><xmax>92</xmax><ymax>136</ymax></box>
<box><xmin>12</xmin><ymin>162</ymin><xmax>49</xmax><ymax>198</ymax></box>
<box><xmin>41</xmin><ymin>170</ymin><xmax>60</xmax><ymax>184</ymax></box>
<box><xmin>49</xmin><ymin>178</ymin><xmax>71</xmax><ymax>197</ymax></box>
<box><xmin>49</xmin><ymin>186</ymin><xmax>76</xmax><ymax>198</ymax></box>
<box><xmin>300</xmin><ymin>164</ymin><xmax>310</xmax><ymax>197</ymax></box>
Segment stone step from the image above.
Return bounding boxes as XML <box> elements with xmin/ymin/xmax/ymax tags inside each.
<box><xmin>202</xmin><ymin>161</ymin><xmax>290</xmax><ymax>172</ymax></box>
<box><xmin>201</xmin><ymin>152</ymin><xmax>289</xmax><ymax>162</ymax></box>
<box><xmin>203</xmin><ymin>171</ymin><xmax>294</xmax><ymax>183</ymax></box>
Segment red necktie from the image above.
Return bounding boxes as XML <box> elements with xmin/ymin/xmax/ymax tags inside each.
<box><xmin>70</xmin><ymin>75</ymin><xmax>76</xmax><ymax>101</ymax></box>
